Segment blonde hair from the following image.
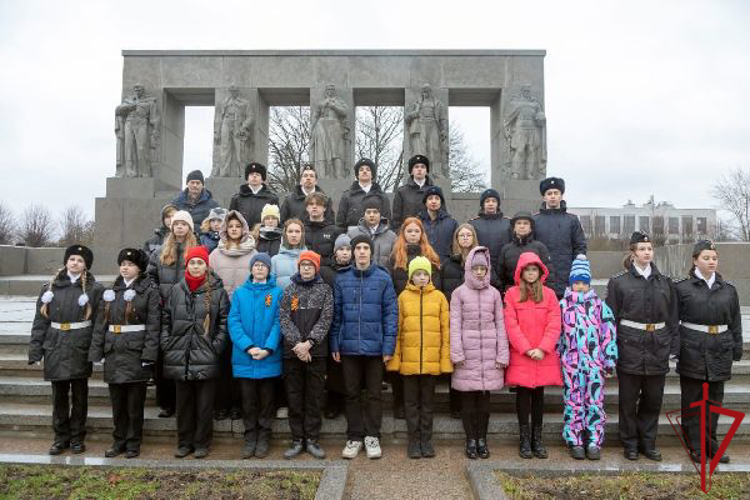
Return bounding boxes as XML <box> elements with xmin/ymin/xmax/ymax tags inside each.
<box><xmin>202</xmin><ymin>278</ymin><xmax>212</xmax><ymax>335</ymax></box>
<box><xmin>451</xmin><ymin>223</ymin><xmax>478</xmax><ymax>259</ymax></box>
<box><xmin>199</xmin><ymin>218</ymin><xmax>211</xmax><ymax>233</ymax></box>
<box><xmin>159</xmin><ymin>231</ymin><xmax>198</xmax><ymax>266</ymax></box>
<box><xmin>282</xmin><ymin>218</ymin><xmax>305</xmax><ymax>249</ymax></box>
<box><xmin>40</xmin><ymin>268</ymin><xmax>92</xmax><ymax>320</ymax></box>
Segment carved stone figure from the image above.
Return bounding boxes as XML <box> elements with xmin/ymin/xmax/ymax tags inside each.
<box><xmin>310</xmin><ymin>84</ymin><xmax>350</xmax><ymax>178</ymax></box>
<box><xmin>405</xmin><ymin>84</ymin><xmax>448</xmax><ymax>178</ymax></box>
<box><xmin>504</xmin><ymin>84</ymin><xmax>547</xmax><ymax>179</ymax></box>
<box><xmin>115</xmin><ymin>84</ymin><xmax>160</xmax><ymax>177</ymax></box>
<box><xmin>212</xmin><ymin>85</ymin><xmax>253</xmax><ymax>177</ymax></box>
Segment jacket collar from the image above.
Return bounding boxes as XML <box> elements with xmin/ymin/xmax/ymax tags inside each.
<box><xmin>689</xmin><ymin>268</ymin><xmax>725</xmax><ymax>289</ymax></box>
<box><xmin>628</xmin><ymin>261</ymin><xmax>663</xmax><ymax>280</ymax></box>
<box><xmin>243</xmin><ymin>273</ymin><xmax>277</xmax><ymax>290</ymax></box>
<box><xmin>539</xmin><ymin>200</ymin><xmax>568</xmax><ymax>215</ymax></box>
<box><xmin>291</xmin><ymin>273</ymin><xmax>322</xmax><ymax>286</ymax></box>
<box><xmin>349</xmin><ymin>180</ymin><xmax>383</xmax><ymax>195</ymax></box>
<box><xmin>477</xmin><ymin>210</ymin><xmax>505</xmax><ymax>220</ymax></box>
<box><xmin>239</xmin><ymin>183</ymin><xmax>274</xmax><ymax>197</ymax></box>
<box><xmin>404</xmin><ymin>175</ymin><xmax>433</xmax><ymax>190</ymax></box>
<box><xmin>356</xmin><ymin>218</ymin><xmax>390</xmax><ymax>235</ymax></box>
<box><xmin>178</xmin><ymin>188</ymin><xmax>213</xmax><ymax>204</ymax></box>
<box><xmin>352</xmin><ymin>262</ymin><xmax>375</xmax><ymax>277</ymax></box>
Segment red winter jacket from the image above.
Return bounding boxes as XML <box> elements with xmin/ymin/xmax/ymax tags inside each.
<box><xmin>503</xmin><ymin>252</ymin><xmax>562</xmax><ymax>388</ymax></box>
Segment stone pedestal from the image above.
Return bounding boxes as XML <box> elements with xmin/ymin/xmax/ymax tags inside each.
<box><xmin>105</xmin><ymin>177</ymin><xmax>179</xmax><ymax>198</ymax></box>
<box><xmin>500</xmin><ymin>179</ymin><xmax>541</xmax><ymax>215</ymax></box>
<box><xmin>205</xmin><ymin>177</ymin><xmax>243</xmax><ymax>208</ymax></box>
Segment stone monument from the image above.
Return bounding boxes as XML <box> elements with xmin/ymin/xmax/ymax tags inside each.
<box><xmin>115</xmin><ymin>84</ymin><xmax>160</xmax><ymax>178</ymax></box>
<box><xmin>405</xmin><ymin>83</ymin><xmax>449</xmax><ymax>178</ymax></box>
<box><xmin>503</xmin><ymin>83</ymin><xmax>547</xmax><ymax>180</ymax></box>
<box><xmin>212</xmin><ymin>85</ymin><xmax>253</xmax><ymax>177</ymax></box>
<box><xmin>309</xmin><ymin>84</ymin><xmax>350</xmax><ymax>179</ymax></box>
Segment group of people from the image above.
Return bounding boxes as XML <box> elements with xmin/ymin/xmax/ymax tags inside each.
<box><xmin>29</xmin><ymin>154</ymin><xmax>743</xmax><ymax>466</ymax></box>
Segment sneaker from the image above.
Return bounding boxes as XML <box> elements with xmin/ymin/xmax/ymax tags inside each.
<box><xmin>255</xmin><ymin>439</ymin><xmax>270</xmax><ymax>459</ymax></box>
<box><xmin>124</xmin><ymin>449</ymin><xmax>139</xmax><ymax>459</ymax></box>
<box><xmin>306</xmin><ymin>440</ymin><xmax>326</xmax><ymax>459</ymax></box>
<box><xmin>230</xmin><ymin>409</ymin><xmax>243</xmax><ymax>421</ymax></box>
<box><xmin>276</xmin><ymin>407</ymin><xmax>289</xmax><ymax>419</ymax></box>
<box><xmin>105</xmin><ymin>446</ymin><xmax>125</xmax><ymax>458</ymax></box>
<box><xmin>407</xmin><ymin>441</ymin><xmax>422</xmax><ymax>459</ymax></box>
<box><xmin>193</xmin><ymin>448</ymin><xmax>209</xmax><ymax>459</ymax></box>
<box><xmin>342</xmin><ymin>440</ymin><xmax>363</xmax><ymax>459</ymax></box>
<box><xmin>364</xmin><ymin>436</ymin><xmax>382</xmax><ymax>459</ymax></box>
<box><xmin>214</xmin><ymin>409</ymin><xmax>230</xmax><ymax>421</ymax></box>
<box><xmin>49</xmin><ymin>441</ymin><xmax>69</xmax><ymax>456</ymax></box>
<box><xmin>70</xmin><ymin>442</ymin><xmax>86</xmax><ymax>454</ymax></box>
<box><xmin>283</xmin><ymin>439</ymin><xmax>305</xmax><ymax>459</ymax></box>
<box><xmin>174</xmin><ymin>446</ymin><xmax>193</xmax><ymax>458</ymax></box>
<box><xmin>586</xmin><ymin>445</ymin><xmax>601</xmax><ymax>461</ymax></box>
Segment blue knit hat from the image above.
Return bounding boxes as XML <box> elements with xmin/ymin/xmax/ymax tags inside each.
<box><xmin>249</xmin><ymin>252</ymin><xmax>272</xmax><ymax>271</ymax></box>
<box><xmin>569</xmin><ymin>256</ymin><xmax>591</xmax><ymax>285</ymax></box>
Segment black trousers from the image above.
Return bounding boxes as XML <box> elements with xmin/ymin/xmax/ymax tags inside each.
<box><xmin>156</xmin><ymin>352</ymin><xmax>175</xmax><ymax>411</ymax></box>
<box><xmin>680</xmin><ymin>375</ymin><xmax>725</xmax><ymax>456</ymax></box>
<box><xmin>109</xmin><ymin>382</ymin><xmax>147</xmax><ymax>451</ymax></box>
<box><xmin>387</xmin><ymin>371</ymin><xmax>404</xmax><ymax>411</ymax></box>
<box><xmin>284</xmin><ymin>357</ymin><xmax>326</xmax><ymax>441</ymax></box>
<box><xmin>215</xmin><ymin>339</ymin><xmax>241</xmax><ymax>413</ymax></box>
<box><xmin>617</xmin><ymin>370</ymin><xmax>666</xmax><ymax>451</ymax></box>
<box><xmin>240</xmin><ymin>378</ymin><xmax>276</xmax><ymax>444</ymax></box>
<box><xmin>516</xmin><ymin>386</ymin><xmax>545</xmax><ymax>428</ymax></box>
<box><xmin>51</xmin><ymin>378</ymin><xmax>88</xmax><ymax>444</ymax></box>
<box><xmin>461</xmin><ymin>390</ymin><xmax>491</xmax><ymax>440</ymax></box>
<box><xmin>326</xmin><ymin>357</ymin><xmax>346</xmax><ymax>410</ymax></box>
<box><xmin>175</xmin><ymin>379</ymin><xmax>215</xmax><ymax>450</ymax></box>
<box><xmin>403</xmin><ymin>375</ymin><xmax>436</xmax><ymax>443</ymax></box>
<box><xmin>341</xmin><ymin>355</ymin><xmax>383</xmax><ymax>441</ymax></box>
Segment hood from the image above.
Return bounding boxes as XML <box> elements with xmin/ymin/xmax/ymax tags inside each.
<box><xmin>238</xmin><ymin>183</ymin><xmax>275</xmax><ymax>198</ymax></box>
<box><xmin>539</xmin><ymin>200</ymin><xmax>568</xmax><ymax>214</ymax></box>
<box><xmin>160</xmin><ymin>204</ymin><xmax>178</xmax><ymax>229</ymax></box>
<box><xmin>219</xmin><ymin>210</ymin><xmax>251</xmax><ymax>242</ymax></box>
<box><xmin>463</xmin><ymin>246</ymin><xmax>492</xmax><ymax>290</ymax></box>
<box><xmin>217</xmin><ymin>235</ymin><xmax>256</xmax><ymax>256</ymax></box>
<box><xmin>279</xmin><ymin>245</ymin><xmax>305</xmax><ymax>258</ymax></box>
<box><xmin>356</xmin><ymin>217</ymin><xmax>390</xmax><ymax>236</ymax></box>
<box><xmin>513</xmin><ymin>252</ymin><xmax>550</xmax><ymax>286</ymax></box>
<box><xmin>242</xmin><ymin>272</ymin><xmax>278</xmax><ymax>290</ymax></box>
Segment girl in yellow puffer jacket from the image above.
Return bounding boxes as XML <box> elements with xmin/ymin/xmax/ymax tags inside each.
<box><xmin>387</xmin><ymin>256</ymin><xmax>452</xmax><ymax>459</ymax></box>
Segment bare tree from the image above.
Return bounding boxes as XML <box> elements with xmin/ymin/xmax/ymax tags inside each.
<box><xmin>58</xmin><ymin>205</ymin><xmax>95</xmax><ymax>247</ymax></box>
<box><xmin>711</xmin><ymin>167</ymin><xmax>750</xmax><ymax>241</ymax></box>
<box><xmin>20</xmin><ymin>205</ymin><xmax>55</xmax><ymax>247</ymax></box>
<box><xmin>0</xmin><ymin>201</ymin><xmax>16</xmax><ymax>245</ymax></box>
<box><xmin>715</xmin><ymin>216</ymin><xmax>738</xmax><ymax>242</ymax></box>
<box><xmin>448</xmin><ymin>124</ymin><xmax>488</xmax><ymax>193</ymax></box>
<box><xmin>355</xmin><ymin>106</ymin><xmax>404</xmax><ymax>193</ymax></box>
<box><xmin>267</xmin><ymin>106</ymin><xmax>311</xmax><ymax>194</ymax></box>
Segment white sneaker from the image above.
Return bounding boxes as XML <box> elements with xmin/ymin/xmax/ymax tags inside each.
<box><xmin>276</xmin><ymin>406</ymin><xmax>289</xmax><ymax>419</ymax></box>
<box><xmin>342</xmin><ymin>440</ymin><xmax>363</xmax><ymax>459</ymax></box>
<box><xmin>364</xmin><ymin>436</ymin><xmax>382</xmax><ymax>459</ymax></box>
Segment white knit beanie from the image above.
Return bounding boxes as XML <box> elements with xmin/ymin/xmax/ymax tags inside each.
<box><xmin>261</xmin><ymin>204</ymin><xmax>280</xmax><ymax>222</ymax></box>
<box><xmin>170</xmin><ymin>210</ymin><xmax>194</xmax><ymax>232</ymax></box>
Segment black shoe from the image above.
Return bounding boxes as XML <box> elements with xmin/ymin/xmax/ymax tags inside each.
<box><xmin>477</xmin><ymin>438</ymin><xmax>490</xmax><ymax>459</ymax></box>
<box><xmin>70</xmin><ymin>442</ymin><xmax>86</xmax><ymax>454</ymax></box>
<box><xmin>284</xmin><ymin>439</ymin><xmax>305</xmax><ymax>459</ymax></box>
<box><xmin>586</xmin><ymin>445</ymin><xmax>601</xmax><ymax>461</ymax></box>
<box><xmin>193</xmin><ymin>448</ymin><xmax>209</xmax><ymax>459</ymax></box>
<box><xmin>158</xmin><ymin>408</ymin><xmax>174</xmax><ymax>418</ymax></box>
<box><xmin>125</xmin><ymin>449</ymin><xmax>139</xmax><ymax>459</ymax></box>
<box><xmin>408</xmin><ymin>441</ymin><xmax>422</xmax><ymax>459</ymax></box>
<box><xmin>450</xmin><ymin>410</ymin><xmax>462</xmax><ymax>420</ymax></box>
<box><xmin>519</xmin><ymin>425</ymin><xmax>533</xmax><ymax>459</ymax></box>
<box><xmin>324</xmin><ymin>407</ymin><xmax>340</xmax><ymax>419</ymax></box>
<box><xmin>306</xmin><ymin>440</ymin><xmax>326</xmax><ymax>459</ymax></box>
<box><xmin>641</xmin><ymin>447</ymin><xmax>662</xmax><ymax>462</ymax></box>
<box><xmin>531</xmin><ymin>426</ymin><xmax>547</xmax><ymax>459</ymax></box>
<box><xmin>421</xmin><ymin>441</ymin><xmax>436</xmax><ymax>458</ymax></box>
<box><xmin>465</xmin><ymin>439</ymin><xmax>478</xmax><ymax>460</ymax></box>
<box><xmin>242</xmin><ymin>442</ymin><xmax>256</xmax><ymax>459</ymax></box>
<box><xmin>255</xmin><ymin>439</ymin><xmax>270</xmax><ymax>458</ymax></box>
<box><xmin>716</xmin><ymin>453</ymin><xmax>730</xmax><ymax>464</ymax></box>
<box><xmin>174</xmin><ymin>446</ymin><xmax>193</xmax><ymax>458</ymax></box>
<box><xmin>394</xmin><ymin>406</ymin><xmax>405</xmax><ymax>420</ymax></box>
<box><xmin>569</xmin><ymin>446</ymin><xmax>585</xmax><ymax>460</ymax></box>
<box><xmin>230</xmin><ymin>409</ymin><xmax>243</xmax><ymax>421</ymax></box>
<box><xmin>624</xmin><ymin>448</ymin><xmax>639</xmax><ymax>461</ymax></box>
<box><xmin>49</xmin><ymin>441</ymin><xmax>69</xmax><ymax>456</ymax></box>
<box><xmin>105</xmin><ymin>446</ymin><xmax>124</xmax><ymax>458</ymax></box>
<box><xmin>214</xmin><ymin>409</ymin><xmax>230</xmax><ymax>421</ymax></box>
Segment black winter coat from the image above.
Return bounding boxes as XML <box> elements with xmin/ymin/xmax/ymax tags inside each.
<box><xmin>279</xmin><ymin>274</ymin><xmax>334</xmax><ymax>359</ymax></box>
<box><xmin>320</xmin><ymin>258</ymin><xmax>352</xmax><ymax>289</ymax></box>
<box><xmin>605</xmin><ymin>263</ymin><xmax>679</xmax><ymax>376</ymax></box>
<box><xmin>391</xmin><ymin>176</ymin><xmax>434</xmax><ymax>231</ymax></box>
<box><xmin>533</xmin><ymin>201</ymin><xmax>587</xmax><ymax>297</ymax></box>
<box><xmin>229</xmin><ymin>184</ymin><xmax>280</xmax><ymax>228</ymax></box>
<box><xmin>88</xmin><ymin>275</ymin><xmax>160</xmax><ymax>384</ymax></box>
<box><xmin>440</xmin><ymin>253</ymin><xmax>500</xmax><ymax>302</ymax></box>
<box><xmin>147</xmin><ymin>244</ymin><xmax>187</xmax><ymax>300</ymax></box>
<box><xmin>337</xmin><ymin>181</ymin><xmax>392</xmax><ymax>229</ymax></box>
<box><xmin>469</xmin><ymin>211</ymin><xmax>512</xmax><ymax>273</ymax></box>
<box><xmin>390</xmin><ymin>244</ymin><xmax>442</xmax><ymax>295</ymax></box>
<box><xmin>497</xmin><ymin>235</ymin><xmax>554</xmax><ymax>293</ymax></box>
<box><xmin>172</xmin><ymin>188</ymin><xmax>220</xmax><ymax>227</ymax></box>
<box><xmin>675</xmin><ymin>271</ymin><xmax>742</xmax><ymax>382</ymax></box>
<box><xmin>280</xmin><ymin>185</ymin><xmax>334</xmax><ymax>223</ymax></box>
<box><xmin>256</xmin><ymin>227</ymin><xmax>282</xmax><ymax>257</ymax></box>
<box><xmin>143</xmin><ymin>227</ymin><xmax>168</xmax><ymax>256</ymax></box>
<box><xmin>29</xmin><ymin>271</ymin><xmax>104</xmax><ymax>381</ymax></box>
<box><xmin>419</xmin><ymin>209</ymin><xmax>458</xmax><ymax>264</ymax></box>
<box><xmin>304</xmin><ymin>217</ymin><xmax>343</xmax><ymax>260</ymax></box>
<box><xmin>161</xmin><ymin>272</ymin><xmax>229</xmax><ymax>381</ymax></box>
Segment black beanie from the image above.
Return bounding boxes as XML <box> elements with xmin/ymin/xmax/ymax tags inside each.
<box><xmin>117</xmin><ymin>248</ymin><xmax>149</xmax><ymax>273</ymax></box>
<box><xmin>479</xmin><ymin>188</ymin><xmax>501</xmax><ymax>209</ymax></box>
<box><xmin>350</xmin><ymin>234</ymin><xmax>373</xmax><ymax>254</ymax></box>
<box><xmin>361</xmin><ymin>194</ymin><xmax>383</xmax><ymax>212</ymax></box>
<box><xmin>245</xmin><ymin>162</ymin><xmax>267</xmax><ymax>181</ymax></box>
<box><xmin>408</xmin><ymin>155</ymin><xmax>430</xmax><ymax>173</ymax></box>
<box><xmin>186</xmin><ymin>170</ymin><xmax>204</xmax><ymax>184</ymax></box>
<box><xmin>422</xmin><ymin>185</ymin><xmax>446</xmax><ymax>206</ymax></box>
<box><xmin>354</xmin><ymin>158</ymin><xmax>377</xmax><ymax>180</ymax></box>
<box><xmin>539</xmin><ymin>177</ymin><xmax>565</xmax><ymax>196</ymax></box>
<box><xmin>510</xmin><ymin>211</ymin><xmax>535</xmax><ymax>232</ymax></box>
<box><xmin>64</xmin><ymin>244</ymin><xmax>94</xmax><ymax>270</ymax></box>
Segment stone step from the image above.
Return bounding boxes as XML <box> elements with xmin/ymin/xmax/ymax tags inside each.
<box><xmin>0</xmin><ymin>403</ymin><xmax>747</xmax><ymax>442</ymax></box>
<box><xmin>0</xmin><ymin>376</ymin><xmax>156</xmax><ymax>405</ymax></box>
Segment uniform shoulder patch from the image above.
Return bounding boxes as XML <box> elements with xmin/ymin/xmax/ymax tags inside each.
<box><xmin>672</xmin><ymin>276</ymin><xmax>689</xmax><ymax>284</ymax></box>
<box><xmin>725</xmin><ymin>280</ymin><xmax>736</xmax><ymax>288</ymax></box>
<box><xmin>611</xmin><ymin>270</ymin><xmax>628</xmax><ymax>279</ymax></box>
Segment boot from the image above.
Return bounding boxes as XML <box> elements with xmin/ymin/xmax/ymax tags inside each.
<box><xmin>476</xmin><ymin>438</ymin><xmax>490</xmax><ymax>459</ymax></box>
<box><xmin>531</xmin><ymin>426</ymin><xmax>548</xmax><ymax>459</ymax></box>
<box><xmin>465</xmin><ymin>439</ymin><xmax>478</xmax><ymax>459</ymax></box>
<box><xmin>408</xmin><ymin>440</ymin><xmax>422</xmax><ymax>459</ymax></box>
<box><xmin>518</xmin><ymin>425</ymin><xmax>532</xmax><ymax>459</ymax></box>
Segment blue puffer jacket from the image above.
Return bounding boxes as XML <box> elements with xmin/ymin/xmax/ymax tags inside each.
<box><xmin>228</xmin><ymin>274</ymin><xmax>283</xmax><ymax>379</ymax></box>
<box><xmin>330</xmin><ymin>263</ymin><xmax>398</xmax><ymax>357</ymax></box>
<box><xmin>271</xmin><ymin>245</ymin><xmax>306</xmax><ymax>290</ymax></box>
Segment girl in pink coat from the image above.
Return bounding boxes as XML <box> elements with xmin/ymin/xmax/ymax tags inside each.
<box><xmin>504</xmin><ymin>252</ymin><xmax>562</xmax><ymax>460</ymax></box>
<box><xmin>450</xmin><ymin>246</ymin><xmax>509</xmax><ymax>460</ymax></box>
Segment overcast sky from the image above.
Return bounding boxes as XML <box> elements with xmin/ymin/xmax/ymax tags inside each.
<box><xmin>1</xmin><ymin>0</ymin><xmax>748</xmax><ymax>220</ymax></box>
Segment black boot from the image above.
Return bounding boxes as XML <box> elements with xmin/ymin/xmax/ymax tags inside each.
<box><xmin>476</xmin><ymin>438</ymin><xmax>490</xmax><ymax>459</ymax></box>
<box><xmin>531</xmin><ymin>426</ymin><xmax>548</xmax><ymax>459</ymax></box>
<box><xmin>465</xmin><ymin>439</ymin><xmax>478</xmax><ymax>459</ymax></box>
<box><xmin>519</xmin><ymin>425</ymin><xmax>533</xmax><ymax>459</ymax></box>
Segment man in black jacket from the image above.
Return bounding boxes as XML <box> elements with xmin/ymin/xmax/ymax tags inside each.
<box><xmin>469</xmin><ymin>188</ymin><xmax>511</xmax><ymax>281</ymax></box>
<box><xmin>304</xmin><ymin>192</ymin><xmax>342</xmax><ymax>261</ymax></box>
<box><xmin>280</xmin><ymin>165</ymin><xmax>334</xmax><ymax>223</ymax></box>
<box><xmin>229</xmin><ymin>162</ymin><xmax>280</xmax><ymax>227</ymax></box>
<box><xmin>337</xmin><ymin>158</ymin><xmax>391</xmax><ymax>230</ymax></box>
<box><xmin>391</xmin><ymin>155</ymin><xmax>434</xmax><ymax>231</ymax></box>
<box><xmin>534</xmin><ymin>177</ymin><xmax>587</xmax><ymax>298</ymax></box>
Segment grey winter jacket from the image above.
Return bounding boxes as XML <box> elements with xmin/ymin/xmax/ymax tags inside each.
<box><xmin>347</xmin><ymin>218</ymin><xmax>397</xmax><ymax>269</ymax></box>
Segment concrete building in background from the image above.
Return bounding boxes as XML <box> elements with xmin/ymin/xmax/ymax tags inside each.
<box><xmin>568</xmin><ymin>196</ymin><xmax>716</xmax><ymax>245</ymax></box>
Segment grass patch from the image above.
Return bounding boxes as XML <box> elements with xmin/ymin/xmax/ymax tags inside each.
<box><xmin>0</xmin><ymin>465</ymin><xmax>320</xmax><ymax>500</ymax></box>
<box><xmin>497</xmin><ymin>471</ymin><xmax>750</xmax><ymax>500</ymax></box>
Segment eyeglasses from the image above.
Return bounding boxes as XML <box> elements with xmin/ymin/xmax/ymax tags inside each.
<box><xmin>299</xmin><ymin>262</ymin><xmax>316</xmax><ymax>269</ymax></box>
<box><xmin>458</xmin><ymin>234</ymin><xmax>473</xmax><ymax>239</ymax></box>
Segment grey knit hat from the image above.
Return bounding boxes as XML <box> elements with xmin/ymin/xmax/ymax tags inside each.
<box><xmin>334</xmin><ymin>233</ymin><xmax>351</xmax><ymax>252</ymax></box>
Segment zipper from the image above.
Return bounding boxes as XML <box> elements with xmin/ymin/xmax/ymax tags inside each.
<box><xmin>358</xmin><ymin>272</ymin><xmax>363</xmax><ymax>349</ymax></box>
<box><xmin>419</xmin><ymin>288</ymin><xmax>424</xmax><ymax>374</ymax></box>
<box><xmin>478</xmin><ymin>289</ymin><xmax>484</xmax><ymax>391</ymax></box>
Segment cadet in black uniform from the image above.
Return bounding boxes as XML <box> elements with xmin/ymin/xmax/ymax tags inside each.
<box><xmin>674</xmin><ymin>240</ymin><xmax>742</xmax><ymax>464</ymax></box>
<box><xmin>605</xmin><ymin>231</ymin><xmax>678</xmax><ymax>461</ymax></box>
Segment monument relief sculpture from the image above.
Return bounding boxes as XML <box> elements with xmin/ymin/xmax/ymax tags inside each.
<box><xmin>405</xmin><ymin>83</ymin><xmax>448</xmax><ymax>178</ymax></box>
<box><xmin>310</xmin><ymin>84</ymin><xmax>349</xmax><ymax>178</ymax></box>
<box><xmin>504</xmin><ymin>84</ymin><xmax>547</xmax><ymax>180</ymax></box>
<box><xmin>212</xmin><ymin>85</ymin><xmax>253</xmax><ymax>177</ymax></box>
<box><xmin>115</xmin><ymin>84</ymin><xmax>160</xmax><ymax>178</ymax></box>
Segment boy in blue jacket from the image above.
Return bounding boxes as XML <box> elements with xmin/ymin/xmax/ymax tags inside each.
<box><xmin>229</xmin><ymin>252</ymin><xmax>283</xmax><ymax>459</ymax></box>
<box><xmin>330</xmin><ymin>234</ymin><xmax>398</xmax><ymax>460</ymax></box>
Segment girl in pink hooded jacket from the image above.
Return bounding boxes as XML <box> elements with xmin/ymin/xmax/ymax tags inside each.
<box><xmin>504</xmin><ymin>251</ymin><xmax>562</xmax><ymax>460</ymax></box>
<box><xmin>450</xmin><ymin>246</ymin><xmax>509</xmax><ymax>460</ymax></box>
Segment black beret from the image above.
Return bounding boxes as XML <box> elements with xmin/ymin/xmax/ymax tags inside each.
<box><xmin>186</xmin><ymin>170</ymin><xmax>204</xmax><ymax>184</ymax></box>
<box><xmin>692</xmin><ymin>239</ymin><xmax>717</xmax><ymax>257</ymax></box>
<box><xmin>408</xmin><ymin>155</ymin><xmax>430</xmax><ymax>173</ymax></box>
<box><xmin>354</xmin><ymin>158</ymin><xmax>377</xmax><ymax>179</ymax></box>
<box><xmin>539</xmin><ymin>177</ymin><xmax>565</xmax><ymax>195</ymax></box>
<box><xmin>245</xmin><ymin>162</ymin><xmax>267</xmax><ymax>181</ymax></box>
<box><xmin>64</xmin><ymin>244</ymin><xmax>94</xmax><ymax>270</ymax></box>
<box><xmin>629</xmin><ymin>231</ymin><xmax>651</xmax><ymax>245</ymax></box>
<box><xmin>117</xmin><ymin>248</ymin><xmax>149</xmax><ymax>273</ymax></box>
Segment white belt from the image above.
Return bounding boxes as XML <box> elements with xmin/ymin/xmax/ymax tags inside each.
<box><xmin>681</xmin><ymin>322</ymin><xmax>729</xmax><ymax>335</ymax></box>
<box><xmin>620</xmin><ymin>319</ymin><xmax>666</xmax><ymax>332</ymax></box>
<box><xmin>108</xmin><ymin>324</ymin><xmax>146</xmax><ymax>334</ymax></box>
<box><xmin>51</xmin><ymin>321</ymin><xmax>92</xmax><ymax>331</ymax></box>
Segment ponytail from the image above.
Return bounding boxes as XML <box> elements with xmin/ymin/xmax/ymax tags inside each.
<box><xmin>80</xmin><ymin>270</ymin><xmax>92</xmax><ymax>320</ymax></box>
<box><xmin>203</xmin><ymin>281</ymin><xmax>212</xmax><ymax>337</ymax></box>
<box><xmin>39</xmin><ymin>268</ymin><xmax>64</xmax><ymax>319</ymax></box>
